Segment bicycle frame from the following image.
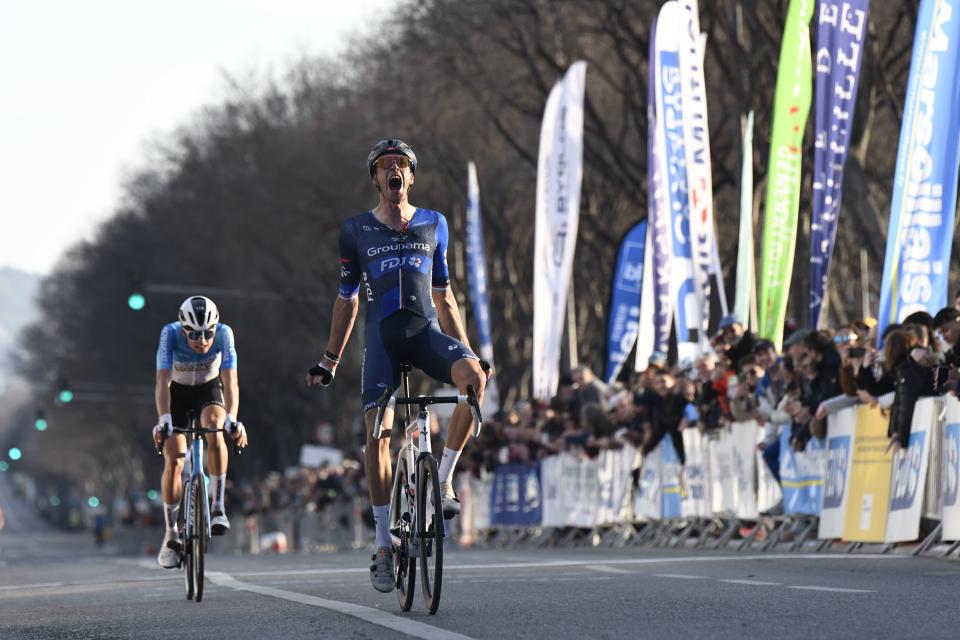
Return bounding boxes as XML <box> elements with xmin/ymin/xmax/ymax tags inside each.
<box><xmin>182</xmin><ymin>432</ymin><xmax>212</xmax><ymax>541</ymax></box>
<box><xmin>391</xmin><ymin>407</ymin><xmax>434</xmax><ymax>558</ymax></box>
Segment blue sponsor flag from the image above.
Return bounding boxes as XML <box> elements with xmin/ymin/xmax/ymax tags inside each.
<box><xmin>466</xmin><ymin>162</ymin><xmax>499</xmax><ymax>410</ymax></box>
<box><xmin>605</xmin><ymin>220</ymin><xmax>647</xmax><ymax>383</ymax></box>
<box><xmin>809</xmin><ymin>0</ymin><xmax>869</xmax><ymax>327</ymax></box>
<box><xmin>878</xmin><ymin>0</ymin><xmax>960</xmax><ymax>342</ymax></box>
<box><xmin>490</xmin><ymin>462</ymin><xmax>542</xmax><ymax>526</ymax></box>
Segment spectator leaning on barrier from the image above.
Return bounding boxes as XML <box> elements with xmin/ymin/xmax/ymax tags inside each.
<box><xmin>718</xmin><ymin>314</ymin><xmax>757</xmax><ymax>370</ymax></box>
<box><xmin>934</xmin><ymin>307</ymin><xmax>960</xmax><ymax>369</ymax></box>
<box><xmin>885</xmin><ymin>329</ymin><xmax>948</xmax><ymax>452</ymax></box>
<box><xmin>636</xmin><ymin>365</ymin><xmax>686</xmax><ymax>464</ymax></box>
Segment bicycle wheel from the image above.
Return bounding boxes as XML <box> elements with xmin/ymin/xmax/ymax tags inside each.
<box><xmin>390</xmin><ymin>457</ymin><xmax>416</xmax><ymax>611</ymax></box>
<box><xmin>182</xmin><ymin>486</ymin><xmax>194</xmax><ymax>601</ymax></box>
<box><xmin>417</xmin><ymin>455</ymin><xmax>443</xmax><ymax>614</ymax></box>
<box><xmin>193</xmin><ymin>477</ymin><xmax>207</xmax><ymax>602</ymax></box>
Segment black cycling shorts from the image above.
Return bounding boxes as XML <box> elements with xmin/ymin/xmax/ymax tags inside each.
<box><xmin>170</xmin><ymin>377</ymin><xmax>225</xmax><ymax>428</ymax></box>
<box><xmin>361</xmin><ymin>310</ymin><xmax>477</xmax><ymax>413</ymax></box>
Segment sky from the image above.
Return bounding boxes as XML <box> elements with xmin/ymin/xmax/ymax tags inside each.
<box><xmin>0</xmin><ymin>0</ymin><xmax>389</xmax><ymax>275</ymax></box>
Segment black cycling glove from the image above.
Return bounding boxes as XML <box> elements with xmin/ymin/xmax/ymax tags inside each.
<box><xmin>308</xmin><ymin>363</ymin><xmax>335</xmax><ymax>386</ymax></box>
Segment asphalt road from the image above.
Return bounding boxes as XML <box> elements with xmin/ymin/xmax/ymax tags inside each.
<box><xmin>3</xmin><ymin>518</ymin><xmax>960</xmax><ymax>640</ymax></box>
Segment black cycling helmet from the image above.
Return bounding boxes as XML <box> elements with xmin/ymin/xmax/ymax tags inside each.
<box><xmin>367</xmin><ymin>139</ymin><xmax>417</xmax><ymax>176</ymax></box>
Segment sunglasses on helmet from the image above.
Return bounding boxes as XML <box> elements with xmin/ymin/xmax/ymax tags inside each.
<box><xmin>183</xmin><ymin>328</ymin><xmax>216</xmax><ymax>341</ymax></box>
<box><xmin>375</xmin><ymin>155</ymin><xmax>411</xmax><ymax>170</ymax></box>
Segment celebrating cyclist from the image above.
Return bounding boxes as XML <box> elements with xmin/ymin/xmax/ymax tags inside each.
<box><xmin>153</xmin><ymin>296</ymin><xmax>248</xmax><ymax>569</ymax></box>
<box><xmin>306</xmin><ymin>139</ymin><xmax>491</xmax><ymax>593</ymax></box>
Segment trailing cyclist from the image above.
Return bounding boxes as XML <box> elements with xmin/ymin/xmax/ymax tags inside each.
<box><xmin>153</xmin><ymin>296</ymin><xmax>248</xmax><ymax>569</ymax></box>
<box><xmin>306</xmin><ymin>139</ymin><xmax>491</xmax><ymax>593</ymax></box>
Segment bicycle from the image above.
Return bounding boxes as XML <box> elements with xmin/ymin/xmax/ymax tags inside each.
<box><xmin>156</xmin><ymin>413</ymin><xmax>238</xmax><ymax>602</ymax></box>
<box><xmin>373</xmin><ymin>362</ymin><xmax>483</xmax><ymax>615</ymax></box>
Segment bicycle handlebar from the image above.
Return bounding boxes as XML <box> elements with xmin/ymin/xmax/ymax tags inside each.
<box><xmin>155</xmin><ymin>426</ymin><xmax>244</xmax><ymax>456</ymax></box>
<box><xmin>371</xmin><ymin>385</ymin><xmax>484</xmax><ymax>439</ymax></box>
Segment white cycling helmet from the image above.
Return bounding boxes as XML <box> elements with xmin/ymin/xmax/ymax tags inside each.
<box><xmin>178</xmin><ymin>296</ymin><xmax>219</xmax><ymax>331</ymax></box>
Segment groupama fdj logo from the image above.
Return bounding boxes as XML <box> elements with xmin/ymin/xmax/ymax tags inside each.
<box><xmin>890</xmin><ymin>432</ymin><xmax>926</xmax><ymax>512</ymax></box>
<box><xmin>823</xmin><ymin>436</ymin><xmax>851</xmax><ymax>509</ymax></box>
<box><xmin>944</xmin><ymin>423</ymin><xmax>960</xmax><ymax>507</ymax></box>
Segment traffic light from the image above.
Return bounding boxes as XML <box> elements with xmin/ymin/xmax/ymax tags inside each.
<box><xmin>57</xmin><ymin>377</ymin><xmax>73</xmax><ymax>404</ymax></box>
<box><xmin>127</xmin><ymin>271</ymin><xmax>146</xmax><ymax>311</ymax></box>
<box><xmin>35</xmin><ymin>409</ymin><xmax>48</xmax><ymax>431</ymax></box>
<box><xmin>128</xmin><ymin>292</ymin><xmax>146</xmax><ymax>311</ymax></box>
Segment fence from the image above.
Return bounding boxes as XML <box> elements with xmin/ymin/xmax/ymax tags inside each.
<box><xmin>455</xmin><ymin>396</ymin><xmax>960</xmax><ymax>557</ymax></box>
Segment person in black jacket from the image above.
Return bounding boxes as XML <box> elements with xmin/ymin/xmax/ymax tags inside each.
<box><xmin>885</xmin><ymin>328</ymin><xmax>948</xmax><ymax>452</ymax></box>
<box><xmin>791</xmin><ymin>330</ymin><xmax>842</xmax><ymax>449</ymax></box>
<box><xmin>636</xmin><ymin>368</ymin><xmax>687</xmax><ymax>464</ymax></box>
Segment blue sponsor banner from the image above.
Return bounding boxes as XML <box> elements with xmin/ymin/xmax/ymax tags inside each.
<box><xmin>823</xmin><ymin>434</ymin><xmax>852</xmax><ymax>510</ymax></box>
<box><xmin>809</xmin><ymin>0</ymin><xmax>869</xmax><ymax>327</ymax></box>
<box><xmin>878</xmin><ymin>0</ymin><xmax>960</xmax><ymax>342</ymax></box>
<box><xmin>659</xmin><ymin>48</ymin><xmax>696</xmax><ymax>346</ymax></box>
<box><xmin>649</xmin><ymin>16</ymin><xmax>672</xmax><ymax>357</ymax></box>
<box><xmin>605</xmin><ymin>220</ymin><xmax>647</xmax><ymax>383</ymax></box>
<box><xmin>945</xmin><ymin>422</ymin><xmax>960</xmax><ymax>508</ymax></box>
<box><xmin>890</xmin><ymin>431</ymin><xmax>926</xmax><ymax>512</ymax></box>
<box><xmin>490</xmin><ymin>462</ymin><xmax>542</xmax><ymax>526</ymax></box>
<box><xmin>661</xmin><ymin>435</ymin><xmax>683</xmax><ymax>518</ymax></box>
<box><xmin>780</xmin><ymin>429</ymin><xmax>825</xmax><ymax>515</ymax></box>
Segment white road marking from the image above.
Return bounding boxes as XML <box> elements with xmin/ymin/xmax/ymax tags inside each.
<box><xmin>0</xmin><ymin>581</ymin><xmax>65</xmax><ymax>591</ymax></box>
<box><xmin>208</xmin><ymin>572</ymin><xmax>479</xmax><ymax>640</ymax></box>
<box><xmin>586</xmin><ymin>565</ymin><xmax>634</xmax><ymax>575</ymax></box>
<box><xmin>653</xmin><ymin>574</ymin><xmax>708</xmax><ymax>580</ymax></box>
<box><xmin>223</xmin><ymin>553</ymin><xmax>904</xmax><ymax>578</ymax></box>
<box><xmin>719</xmin><ymin>579</ymin><xmax>780</xmax><ymax>586</ymax></box>
<box><xmin>788</xmin><ymin>586</ymin><xmax>876</xmax><ymax>594</ymax></box>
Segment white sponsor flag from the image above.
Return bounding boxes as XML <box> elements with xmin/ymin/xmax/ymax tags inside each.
<box><xmin>656</xmin><ymin>2</ymin><xmax>702</xmax><ymax>362</ymax></box>
<box><xmin>532</xmin><ymin>60</ymin><xmax>588</xmax><ymax>400</ymax></box>
<box><xmin>735</xmin><ymin>111</ymin><xmax>757</xmax><ymax>332</ymax></box>
<box><xmin>679</xmin><ymin>0</ymin><xmax>715</xmax><ymax>351</ymax></box>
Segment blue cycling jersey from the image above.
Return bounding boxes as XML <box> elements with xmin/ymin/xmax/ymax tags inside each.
<box><xmin>156</xmin><ymin>322</ymin><xmax>237</xmax><ymax>386</ymax></box>
<box><xmin>338</xmin><ymin>208</ymin><xmax>450</xmax><ymax>322</ymax></box>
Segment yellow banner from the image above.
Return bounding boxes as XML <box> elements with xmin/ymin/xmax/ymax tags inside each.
<box><xmin>842</xmin><ymin>405</ymin><xmax>894</xmax><ymax>541</ymax></box>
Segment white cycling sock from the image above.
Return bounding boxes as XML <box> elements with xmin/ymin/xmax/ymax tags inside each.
<box><xmin>372</xmin><ymin>504</ymin><xmax>391</xmax><ymax>549</ymax></box>
<box><xmin>211</xmin><ymin>475</ymin><xmax>226</xmax><ymax>512</ymax></box>
<box><xmin>164</xmin><ymin>503</ymin><xmax>180</xmax><ymax>533</ymax></box>
<box><xmin>438</xmin><ymin>447</ymin><xmax>461</xmax><ymax>486</ymax></box>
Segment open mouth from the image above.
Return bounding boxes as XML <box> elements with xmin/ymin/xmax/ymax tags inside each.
<box><xmin>388</xmin><ymin>175</ymin><xmax>403</xmax><ymax>191</ymax></box>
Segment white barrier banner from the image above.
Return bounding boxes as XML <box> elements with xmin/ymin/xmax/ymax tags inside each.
<box><xmin>682</xmin><ymin>429</ymin><xmax>712</xmax><ymax>517</ymax></box>
<box><xmin>707</xmin><ymin>428</ymin><xmax>736</xmax><ymax>515</ymax></box>
<box><xmin>680</xmin><ymin>429</ymin><xmax>713</xmax><ymax>518</ymax></box>
<box><xmin>886</xmin><ymin>398</ymin><xmax>935</xmax><ymax>543</ymax></box>
<box><xmin>819</xmin><ymin>407</ymin><xmax>856</xmax><ymax>539</ymax></box>
<box><xmin>597</xmin><ymin>445</ymin><xmax>637</xmax><ymax>525</ymax></box>
<box><xmin>942</xmin><ymin>396</ymin><xmax>960</xmax><ymax>540</ymax></box>
<box><xmin>756</xmin><ymin>431</ymin><xmax>783</xmax><ymax>515</ymax></box>
<box><xmin>731</xmin><ymin>421</ymin><xmax>760</xmax><ymax>519</ymax></box>
<box><xmin>471</xmin><ymin>476</ymin><xmax>492</xmax><ymax>532</ymax></box>
<box><xmin>635</xmin><ymin>448</ymin><xmax>662</xmax><ymax>520</ymax></box>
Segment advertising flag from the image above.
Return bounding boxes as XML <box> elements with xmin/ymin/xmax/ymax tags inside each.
<box><xmin>656</xmin><ymin>1</ymin><xmax>702</xmax><ymax>362</ymax></box>
<box><xmin>532</xmin><ymin>61</ymin><xmax>587</xmax><ymax>400</ymax></box>
<box><xmin>735</xmin><ymin>111</ymin><xmax>756</xmax><ymax>331</ymax></box>
<box><xmin>605</xmin><ymin>220</ymin><xmax>647</xmax><ymax>383</ymax></box>
<box><xmin>759</xmin><ymin>0</ymin><xmax>814</xmax><ymax>350</ymax></box>
<box><xmin>877</xmin><ymin>0</ymin><xmax>960</xmax><ymax>341</ymax></box>
<box><xmin>466</xmin><ymin>162</ymin><xmax>500</xmax><ymax>411</ymax></box>
<box><xmin>637</xmin><ymin>16</ymin><xmax>673</xmax><ymax>371</ymax></box>
<box><xmin>809</xmin><ymin>0</ymin><xmax>869</xmax><ymax>328</ymax></box>
<box><xmin>679</xmin><ymin>0</ymin><xmax>714</xmax><ymax>349</ymax></box>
